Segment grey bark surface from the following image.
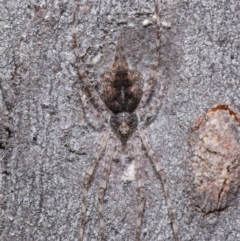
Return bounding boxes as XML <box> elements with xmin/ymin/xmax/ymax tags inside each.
<box><xmin>0</xmin><ymin>0</ymin><xmax>240</xmax><ymax>241</ymax></box>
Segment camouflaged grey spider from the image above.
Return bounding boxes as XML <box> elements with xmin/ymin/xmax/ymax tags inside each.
<box><xmin>72</xmin><ymin>0</ymin><xmax>179</xmax><ymax>240</ymax></box>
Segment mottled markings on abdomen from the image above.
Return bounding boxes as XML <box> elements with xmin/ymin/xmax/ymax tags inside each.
<box><xmin>100</xmin><ymin>68</ymin><xmax>143</xmax><ymax>114</ymax></box>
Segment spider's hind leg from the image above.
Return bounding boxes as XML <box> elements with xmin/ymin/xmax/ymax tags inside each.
<box><xmin>138</xmin><ymin>79</ymin><xmax>166</xmax><ymax>124</ymax></box>
<box><xmin>138</xmin><ymin>0</ymin><xmax>161</xmax><ymax>111</ymax></box>
<box><xmin>79</xmin><ymin>89</ymin><xmax>107</xmax><ymax>121</ymax></box>
<box><xmin>137</xmin><ymin>0</ymin><xmax>166</xmax><ymax>125</ymax></box>
<box><xmin>72</xmin><ymin>0</ymin><xmax>107</xmax><ymax>120</ymax></box>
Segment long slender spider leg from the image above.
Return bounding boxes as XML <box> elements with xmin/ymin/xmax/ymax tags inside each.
<box><xmin>132</xmin><ymin>136</ymin><xmax>146</xmax><ymax>241</ymax></box>
<box><xmin>72</xmin><ymin>0</ymin><xmax>107</xmax><ymax>116</ymax></box>
<box><xmin>138</xmin><ymin>79</ymin><xmax>165</xmax><ymax>123</ymax></box>
<box><xmin>79</xmin><ymin>131</ymin><xmax>110</xmax><ymax>241</ymax></box>
<box><xmin>138</xmin><ymin>127</ymin><xmax>179</xmax><ymax>241</ymax></box>
<box><xmin>79</xmin><ymin>91</ymin><xmax>107</xmax><ymax>122</ymax></box>
<box><xmin>79</xmin><ymin>89</ymin><xmax>107</xmax><ymax>121</ymax></box>
<box><xmin>138</xmin><ymin>0</ymin><xmax>161</xmax><ymax>110</ymax></box>
<box><xmin>98</xmin><ymin>136</ymin><xmax>116</xmax><ymax>241</ymax></box>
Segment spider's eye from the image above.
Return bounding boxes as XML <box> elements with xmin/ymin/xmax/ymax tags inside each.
<box><xmin>118</xmin><ymin>120</ymin><xmax>130</xmax><ymax>137</ymax></box>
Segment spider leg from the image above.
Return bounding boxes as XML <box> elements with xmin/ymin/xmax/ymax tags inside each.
<box><xmin>73</xmin><ymin>0</ymin><xmax>107</xmax><ymax>118</ymax></box>
<box><xmin>138</xmin><ymin>127</ymin><xmax>179</xmax><ymax>241</ymax></box>
<box><xmin>79</xmin><ymin>91</ymin><xmax>105</xmax><ymax>120</ymax></box>
<box><xmin>138</xmin><ymin>79</ymin><xmax>165</xmax><ymax>124</ymax></box>
<box><xmin>98</xmin><ymin>136</ymin><xmax>116</xmax><ymax>241</ymax></box>
<box><xmin>79</xmin><ymin>131</ymin><xmax>110</xmax><ymax>241</ymax></box>
<box><xmin>132</xmin><ymin>136</ymin><xmax>146</xmax><ymax>241</ymax></box>
<box><xmin>138</xmin><ymin>0</ymin><xmax>161</xmax><ymax>110</ymax></box>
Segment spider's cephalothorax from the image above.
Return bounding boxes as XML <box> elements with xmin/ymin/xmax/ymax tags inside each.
<box><xmin>110</xmin><ymin>112</ymin><xmax>138</xmax><ymax>144</ymax></box>
<box><xmin>99</xmin><ymin>35</ymin><xmax>143</xmax><ymax>114</ymax></box>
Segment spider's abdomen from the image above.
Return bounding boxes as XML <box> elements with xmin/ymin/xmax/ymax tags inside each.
<box><xmin>110</xmin><ymin>112</ymin><xmax>138</xmax><ymax>144</ymax></box>
<box><xmin>100</xmin><ymin>68</ymin><xmax>143</xmax><ymax>114</ymax></box>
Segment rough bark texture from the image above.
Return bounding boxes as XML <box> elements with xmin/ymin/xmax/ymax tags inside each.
<box><xmin>0</xmin><ymin>0</ymin><xmax>240</xmax><ymax>241</ymax></box>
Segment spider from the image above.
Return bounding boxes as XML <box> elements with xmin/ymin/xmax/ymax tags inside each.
<box><xmin>72</xmin><ymin>0</ymin><xmax>179</xmax><ymax>240</ymax></box>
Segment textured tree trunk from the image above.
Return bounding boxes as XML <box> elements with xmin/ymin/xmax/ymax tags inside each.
<box><xmin>0</xmin><ymin>0</ymin><xmax>240</xmax><ymax>241</ymax></box>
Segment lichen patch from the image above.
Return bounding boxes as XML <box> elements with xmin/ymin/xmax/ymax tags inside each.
<box><xmin>189</xmin><ymin>105</ymin><xmax>240</xmax><ymax>213</ymax></box>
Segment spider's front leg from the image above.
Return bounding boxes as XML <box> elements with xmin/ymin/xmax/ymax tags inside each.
<box><xmin>132</xmin><ymin>136</ymin><xmax>146</xmax><ymax>241</ymax></box>
<box><xmin>79</xmin><ymin>130</ymin><xmax>110</xmax><ymax>241</ymax></box>
<box><xmin>98</xmin><ymin>136</ymin><xmax>116</xmax><ymax>241</ymax></box>
<box><xmin>138</xmin><ymin>127</ymin><xmax>180</xmax><ymax>241</ymax></box>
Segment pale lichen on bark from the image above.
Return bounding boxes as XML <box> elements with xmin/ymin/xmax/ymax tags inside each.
<box><xmin>189</xmin><ymin>105</ymin><xmax>240</xmax><ymax>213</ymax></box>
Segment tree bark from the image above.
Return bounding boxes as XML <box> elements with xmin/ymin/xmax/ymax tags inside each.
<box><xmin>0</xmin><ymin>0</ymin><xmax>240</xmax><ymax>241</ymax></box>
